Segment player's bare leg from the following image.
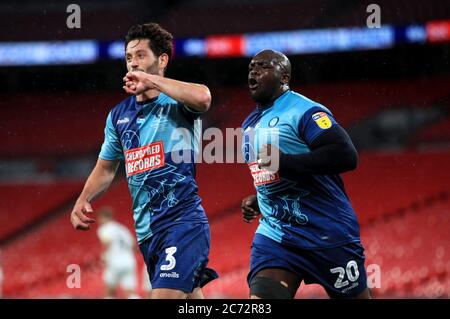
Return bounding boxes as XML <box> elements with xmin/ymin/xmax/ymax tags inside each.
<box><xmin>187</xmin><ymin>287</ymin><xmax>204</xmax><ymax>299</ymax></box>
<box><xmin>250</xmin><ymin>268</ymin><xmax>301</xmax><ymax>299</ymax></box>
<box><xmin>150</xmin><ymin>288</ymin><xmax>188</xmax><ymax>299</ymax></box>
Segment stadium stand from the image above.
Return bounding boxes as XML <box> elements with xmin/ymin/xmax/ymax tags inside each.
<box><xmin>2</xmin><ymin>0</ymin><xmax>450</xmax><ymax>42</ymax></box>
<box><xmin>362</xmin><ymin>200</ymin><xmax>450</xmax><ymax>298</ymax></box>
<box><xmin>0</xmin><ymin>181</ymin><xmax>83</xmax><ymax>242</ymax></box>
<box><xmin>162</xmin><ymin>0</ymin><xmax>450</xmax><ymax>37</ymax></box>
<box><xmin>0</xmin><ymin>93</ymin><xmax>122</xmax><ymax>158</ymax></box>
<box><xmin>344</xmin><ymin>150</ymin><xmax>450</xmax><ymax>224</ymax></box>
<box><xmin>1</xmin><ymin>180</ymin><xmax>134</xmax><ymax>297</ymax></box>
<box><xmin>410</xmin><ymin>116</ymin><xmax>450</xmax><ymax>146</ymax></box>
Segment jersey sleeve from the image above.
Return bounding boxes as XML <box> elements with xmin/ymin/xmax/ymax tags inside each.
<box><xmin>98</xmin><ymin>112</ymin><xmax>124</xmax><ymax>161</ymax></box>
<box><xmin>180</xmin><ymin>102</ymin><xmax>203</xmax><ymax>121</ymax></box>
<box><xmin>298</xmin><ymin>106</ymin><xmax>339</xmax><ymax>145</ymax></box>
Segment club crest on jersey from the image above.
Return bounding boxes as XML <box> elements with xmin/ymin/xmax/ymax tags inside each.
<box><xmin>312</xmin><ymin>112</ymin><xmax>332</xmax><ymax>129</ymax></box>
<box><xmin>268</xmin><ymin>116</ymin><xmax>279</xmax><ymax>127</ymax></box>
<box><xmin>125</xmin><ymin>141</ymin><xmax>165</xmax><ymax>176</ymax></box>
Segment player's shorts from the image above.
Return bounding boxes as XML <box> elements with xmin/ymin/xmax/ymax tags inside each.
<box><xmin>103</xmin><ymin>263</ymin><xmax>137</xmax><ymax>291</ymax></box>
<box><xmin>139</xmin><ymin>222</ymin><xmax>218</xmax><ymax>293</ymax></box>
<box><xmin>248</xmin><ymin>233</ymin><xmax>368</xmax><ymax>298</ymax></box>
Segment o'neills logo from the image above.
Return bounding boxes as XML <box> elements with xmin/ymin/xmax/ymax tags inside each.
<box><xmin>248</xmin><ymin>162</ymin><xmax>279</xmax><ymax>186</ymax></box>
<box><xmin>125</xmin><ymin>141</ymin><xmax>165</xmax><ymax>176</ymax></box>
<box><xmin>159</xmin><ymin>271</ymin><xmax>180</xmax><ymax>278</ymax></box>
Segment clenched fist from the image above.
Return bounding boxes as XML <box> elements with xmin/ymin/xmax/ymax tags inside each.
<box><xmin>241</xmin><ymin>194</ymin><xmax>261</xmax><ymax>223</ymax></box>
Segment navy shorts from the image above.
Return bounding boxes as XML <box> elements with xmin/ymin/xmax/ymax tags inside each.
<box><xmin>139</xmin><ymin>222</ymin><xmax>218</xmax><ymax>293</ymax></box>
<box><xmin>248</xmin><ymin>233</ymin><xmax>368</xmax><ymax>298</ymax></box>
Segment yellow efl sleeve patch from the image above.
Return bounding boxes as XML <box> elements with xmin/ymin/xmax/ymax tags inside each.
<box><xmin>312</xmin><ymin>112</ymin><xmax>332</xmax><ymax>129</ymax></box>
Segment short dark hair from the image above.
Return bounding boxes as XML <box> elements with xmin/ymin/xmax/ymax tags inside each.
<box><xmin>125</xmin><ymin>23</ymin><xmax>173</xmax><ymax>60</ymax></box>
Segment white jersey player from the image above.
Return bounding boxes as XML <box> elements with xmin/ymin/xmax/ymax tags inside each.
<box><xmin>97</xmin><ymin>208</ymin><xmax>138</xmax><ymax>298</ymax></box>
<box><xmin>142</xmin><ymin>264</ymin><xmax>152</xmax><ymax>298</ymax></box>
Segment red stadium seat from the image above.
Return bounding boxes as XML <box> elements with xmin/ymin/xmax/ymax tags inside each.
<box><xmin>0</xmin><ymin>181</ymin><xmax>83</xmax><ymax>241</ymax></box>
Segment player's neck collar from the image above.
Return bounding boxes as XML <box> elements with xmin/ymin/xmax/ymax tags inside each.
<box><xmin>257</xmin><ymin>89</ymin><xmax>290</xmax><ymax>111</ymax></box>
<box><xmin>135</xmin><ymin>94</ymin><xmax>160</xmax><ymax>106</ymax></box>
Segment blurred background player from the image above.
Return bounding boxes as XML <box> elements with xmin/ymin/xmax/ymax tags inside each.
<box><xmin>241</xmin><ymin>50</ymin><xmax>371</xmax><ymax>299</ymax></box>
<box><xmin>70</xmin><ymin>22</ymin><xmax>217</xmax><ymax>299</ymax></box>
<box><xmin>142</xmin><ymin>264</ymin><xmax>152</xmax><ymax>298</ymax></box>
<box><xmin>97</xmin><ymin>207</ymin><xmax>138</xmax><ymax>299</ymax></box>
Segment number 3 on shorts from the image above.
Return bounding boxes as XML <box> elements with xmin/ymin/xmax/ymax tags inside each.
<box><xmin>160</xmin><ymin>246</ymin><xmax>177</xmax><ymax>271</ymax></box>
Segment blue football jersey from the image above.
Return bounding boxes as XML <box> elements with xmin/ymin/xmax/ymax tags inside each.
<box><xmin>99</xmin><ymin>93</ymin><xmax>207</xmax><ymax>243</ymax></box>
<box><xmin>242</xmin><ymin>90</ymin><xmax>361</xmax><ymax>249</ymax></box>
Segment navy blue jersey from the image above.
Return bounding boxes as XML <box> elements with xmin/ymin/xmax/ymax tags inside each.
<box><xmin>99</xmin><ymin>93</ymin><xmax>207</xmax><ymax>243</ymax></box>
<box><xmin>242</xmin><ymin>90</ymin><xmax>361</xmax><ymax>249</ymax></box>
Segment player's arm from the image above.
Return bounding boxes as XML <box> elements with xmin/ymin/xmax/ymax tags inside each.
<box><xmin>71</xmin><ymin>159</ymin><xmax>119</xmax><ymax>231</ymax></box>
<box><xmin>241</xmin><ymin>194</ymin><xmax>261</xmax><ymax>223</ymax></box>
<box><xmin>258</xmin><ymin>108</ymin><xmax>358</xmax><ymax>175</ymax></box>
<box><xmin>123</xmin><ymin>71</ymin><xmax>211</xmax><ymax>112</ymax></box>
<box><xmin>279</xmin><ymin>125</ymin><xmax>358</xmax><ymax>175</ymax></box>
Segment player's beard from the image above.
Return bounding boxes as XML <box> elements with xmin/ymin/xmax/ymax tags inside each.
<box><xmin>146</xmin><ymin>60</ymin><xmax>160</xmax><ymax>75</ymax></box>
<box><xmin>130</xmin><ymin>60</ymin><xmax>160</xmax><ymax>76</ymax></box>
